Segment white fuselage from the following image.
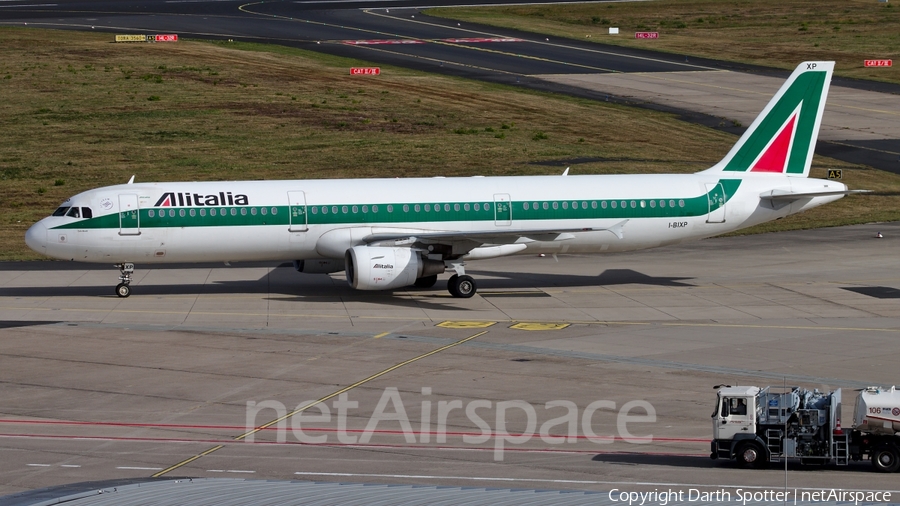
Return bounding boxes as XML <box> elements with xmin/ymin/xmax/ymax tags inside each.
<box><xmin>25</xmin><ymin>173</ymin><xmax>845</xmax><ymax>264</ymax></box>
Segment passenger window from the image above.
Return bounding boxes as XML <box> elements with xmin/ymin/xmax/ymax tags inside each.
<box><xmin>52</xmin><ymin>207</ymin><xmax>70</xmax><ymax>217</ymax></box>
<box><xmin>82</xmin><ymin>207</ymin><xmax>93</xmax><ymax>219</ymax></box>
<box><xmin>66</xmin><ymin>207</ymin><xmax>80</xmax><ymax>218</ymax></box>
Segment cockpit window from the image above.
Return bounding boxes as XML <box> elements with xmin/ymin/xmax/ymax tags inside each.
<box><xmin>65</xmin><ymin>207</ymin><xmax>81</xmax><ymax>218</ymax></box>
<box><xmin>52</xmin><ymin>207</ymin><xmax>70</xmax><ymax>217</ymax></box>
<box><xmin>82</xmin><ymin>207</ymin><xmax>93</xmax><ymax>219</ymax></box>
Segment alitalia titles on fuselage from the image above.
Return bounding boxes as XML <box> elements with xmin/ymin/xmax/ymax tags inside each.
<box><xmin>154</xmin><ymin>191</ymin><xmax>249</xmax><ymax>207</ymax></box>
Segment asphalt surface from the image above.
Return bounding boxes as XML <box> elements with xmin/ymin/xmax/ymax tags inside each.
<box><xmin>1</xmin><ymin>0</ymin><xmax>898</xmax><ymax>172</ymax></box>
<box><xmin>2</xmin><ymin>1</ymin><xmax>900</xmax><ymax>501</ymax></box>
<box><xmin>2</xmin><ymin>223</ymin><xmax>900</xmax><ymax>500</ymax></box>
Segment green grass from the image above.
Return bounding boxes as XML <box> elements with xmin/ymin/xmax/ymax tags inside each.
<box><xmin>0</xmin><ymin>27</ymin><xmax>898</xmax><ymax>260</ymax></box>
<box><xmin>427</xmin><ymin>0</ymin><xmax>900</xmax><ymax>84</ymax></box>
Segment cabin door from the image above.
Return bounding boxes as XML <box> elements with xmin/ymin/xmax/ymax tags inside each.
<box><xmin>494</xmin><ymin>193</ymin><xmax>511</xmax><ymax>226</ymax></box>
<box><xmin>705</xmin><ymin>182</ymin><xmax>726</xmax><ymax>223</ymax></box>
<box><xmin>288</xmin><ymin>191</ymin><xmax>308</xmax><ymax>232</ymax></box>
<box><xmin>118</xmin><ymin>194</ymin><xmax>141</xmax><ymax>236</ymax></box>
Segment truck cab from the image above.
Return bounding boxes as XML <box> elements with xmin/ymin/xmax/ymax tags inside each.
<box><xmin>711</xmin><ymin>386</ymin><xmax>767</xmax><ymax>466</ymax></box>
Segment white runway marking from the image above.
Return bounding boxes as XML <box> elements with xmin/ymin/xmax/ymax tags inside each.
<box><xmin>208</xmin><ymin>469</ymin><xmax>256</xmax><ymax>474</ymax></box>
<box><xmin>59</xmin><ymin>464</ymin><xmax>81</xmax><ymax>468</ymax></box>
<box><xmin>292</xmin><ymin>472</ymin><xmax>900</xmax><ymax>494</ymax></box>
<box><xmin>116</xmin><ymin>466</ymin><xmax>164</xmax><ymax>471</ymax></box>
<box><xmin>26</xmin><ymin>464</ymin><xmax>51</xmax><ymax>467</ymax></box>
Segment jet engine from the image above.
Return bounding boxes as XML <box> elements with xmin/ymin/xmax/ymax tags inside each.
<box><xmin>345</xmin><ymin>246</ymin><xmax>444</xmax><ymax>290</ymax></box>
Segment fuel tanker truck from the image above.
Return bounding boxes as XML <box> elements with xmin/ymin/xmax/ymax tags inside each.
<box><xmin>710</xmin><ymin>385</ymin><xmax>900</xmax><ymax>472</ymax></box>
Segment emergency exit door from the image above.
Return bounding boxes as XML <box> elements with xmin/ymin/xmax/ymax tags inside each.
<box><xmin>288</xmin><ymin>191</ymin><xmax>308</xmax><ymax>232</ymax></box>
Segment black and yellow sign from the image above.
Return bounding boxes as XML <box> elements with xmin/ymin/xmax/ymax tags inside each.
<box><xmin>828</xmin><ymin>169</ymin><xmax>842</xmax><ymax>180</ymax></box>
<box><xmin>115</xmin><ymin>34</ymin><xmax>147</xmax><ymax>42</ymax></box>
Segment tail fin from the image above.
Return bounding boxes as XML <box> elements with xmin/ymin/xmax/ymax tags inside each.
<box><xmin>704</xmin><ymin>61</ymin><xmax>833</xmax><ymax>177</ymax></box>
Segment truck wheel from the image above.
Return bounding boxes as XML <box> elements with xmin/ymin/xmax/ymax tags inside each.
<box><xmin>735</xmin><ymin>442</ymin><xmax>767</xmax><ymax>469</ymax></box>
<box><xmin>871</xmin><ymin>445</ymin><xmax>900</xmax><ymax>473</ymax></box>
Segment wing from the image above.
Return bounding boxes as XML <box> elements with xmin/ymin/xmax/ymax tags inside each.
<box><xmin>362</xmin><ymin>220</ymin><xmax>628</xmax><ymax>256</ymax></box>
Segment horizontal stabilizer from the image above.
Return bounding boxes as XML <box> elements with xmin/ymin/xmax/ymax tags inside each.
<box><xmin>759</xmin><ymin>189</ymin><xmax>870</xmax><ymax>201</ymax></box>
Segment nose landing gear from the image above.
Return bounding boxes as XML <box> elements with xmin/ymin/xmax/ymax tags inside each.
<box><xmin>115</xmin><ymin>263</ymin><xmax>134</xmax><ymax>298</ymax></box>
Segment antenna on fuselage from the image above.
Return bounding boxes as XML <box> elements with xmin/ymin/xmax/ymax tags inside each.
<box><xmin>127</xmin><ymin>175</ymin><xmax>135</xmax><ymax>184</ymax></box>
<box><xmin>561</xmin><ymin>167</ymin><xmax>569</xmax><ymax>176</ymax></box>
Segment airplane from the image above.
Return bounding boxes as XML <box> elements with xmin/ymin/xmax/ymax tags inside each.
<box><xmin>25</xmin><ymin>61</ymin><xmax>862</xmax><ymax>299</ymax></box>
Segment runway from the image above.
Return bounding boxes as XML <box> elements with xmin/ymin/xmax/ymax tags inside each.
<box><xmin>2</xmin><ymin>222</ymin><xmax>900</xmax><ymax>496</ymax></box>
<box><xmin>0</xmin><ymin>0</ymin><xmax>898</xmax><ymax>172</ymax></box>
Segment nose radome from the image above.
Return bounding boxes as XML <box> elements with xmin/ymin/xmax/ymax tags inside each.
<box><xmin>24</xmin><ymin>221</ymin><xmax>47</xmax><ymax>254</ymax></box>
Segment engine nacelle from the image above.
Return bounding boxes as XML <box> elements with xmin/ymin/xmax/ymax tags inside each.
<box><xmin>293</xmin><ymin>259</ymin><xmax>345</xmax><ymax>274</ymax></box>
<box><xmin>345</xmin><ymin>246</ymin><xmax>443</xmax><ymax>290</ymax></box>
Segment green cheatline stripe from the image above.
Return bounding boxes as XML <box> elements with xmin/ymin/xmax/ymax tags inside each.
<box><xmin>724</xmin><ymin>71</ymin><xmax>826</xmax><ymax>174</ymax></box>
<box><xmin>52</xmin><ymin>179</ymin><xmax>740</xmax><ymax>230</ymax></box>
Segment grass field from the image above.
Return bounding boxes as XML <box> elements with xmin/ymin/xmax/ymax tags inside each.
<box><xmin>428</xmin><ymin>0</ymin><xmax>900</xmax><ymax>84</ymax></box>
<box><xmin>0</xmin><ymin>28</ymin><xmax>897</xmax><ymax>260</ymax></box>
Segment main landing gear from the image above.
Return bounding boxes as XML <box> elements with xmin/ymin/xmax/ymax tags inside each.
<box><xmin>115</xmin><ymin>262</ymin><xmax>134</xmax><ymax>298</ymax></box>
<box><xmin>445</xmin><ymin>262</ymin><xmax>476</xmax><ymax>298</ymax></box>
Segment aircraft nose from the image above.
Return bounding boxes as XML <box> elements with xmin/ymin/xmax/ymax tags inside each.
<box><xmin>24</xmin><ymin>220</ymin><xmax>47</xmax><ymax>254</ymax></box>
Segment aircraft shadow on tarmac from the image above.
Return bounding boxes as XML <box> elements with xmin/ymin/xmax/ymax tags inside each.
<box><xmin>0</xmin><ymin>268</ymin><xmax>694</xmax><ymax>301</ymax></box>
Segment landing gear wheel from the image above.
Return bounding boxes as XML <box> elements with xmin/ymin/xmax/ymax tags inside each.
<box><xmin>735</xmin><ymin>442</ymin><xmax>767</xmax><ymax>469</ymax></box>
<box><xmin>872</xmin><ymin>445</ymin><xmax>900</xmax><ymax>473</ymax></box>
<box><xmin>448</xmin><ymin>274</ymin><xmax>476</xmax><ymax>298</ymax></box>
<box><xmin>115</xmin><ymin>262</ymin><xmax>135</xmax><ymax>298</ymax></box>
<box><xmin>414</xmin><ymin>274</ymin><xmax>438</xmax><ymax>288</ymax></box>
<box><xmin>116</xmin><ymin>283</ymin><xmax>131</xmax><ymax>298</ymax></box>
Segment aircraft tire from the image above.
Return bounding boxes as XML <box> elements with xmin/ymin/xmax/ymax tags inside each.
<box><xmin>447</xmin><ymin>274</ymin><xmax>460</xmax><ymax>297</ymax></box>
<box><xmin>116</xmin><ymin>283</ymin><xmax>131</xmax><ymax>298</ymax></box>
<box><xmin>453</xmin><ymin>275</ymin><xmax>476</xmax><ymax>298</ymax></box>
